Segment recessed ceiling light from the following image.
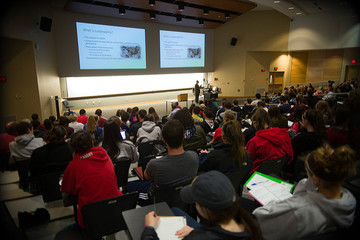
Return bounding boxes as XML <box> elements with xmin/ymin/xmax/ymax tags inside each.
<box><xmin>288</xmin><ymin>7</ymin><xmax>294</xmax><ymax>10</ymax></box>
<box><xmin>296</xmin><ymin>12</ymin><xmax>302</xmax><ymax>15</ymax></box>
<box><xmin>274</xmin><ymin>1</ymin><xmax>280</xmax><ymax>3</ymax></box>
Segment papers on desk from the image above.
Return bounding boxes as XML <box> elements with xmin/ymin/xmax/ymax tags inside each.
<box><xmin>245</xmin><ymin>171</ymin><xmax>294</xmax><ymax>206</ymax></box>
<box><xmin>156</xmin><ymin>216</ymin><xmax>187</xmax><ymax>240</ymax></box>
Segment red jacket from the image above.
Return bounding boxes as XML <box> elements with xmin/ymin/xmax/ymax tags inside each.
<box><xmin>246</xmin><ymin>127</ymin><xmax>293</xmax><ymax>174</ymax></box>
<box><xmin>61</xmin><ymin>147</ymin><xmax>122</xmax><ymax>227</ymax></box>
<box><xmin>77</xmin><ymin>115</ymin><xmax>88</xmax><ymax>125</ymax></box>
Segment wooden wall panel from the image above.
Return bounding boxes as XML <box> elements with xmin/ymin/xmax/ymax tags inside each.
<box><xmin>306</xmin><ymin>50</ymin><xmax>325</xmax><ymax>82</ymax></box>
<box><xmin>290</xmin><ymin>52</ymin><xmax>308</xmax><ymax>84</ymax></box>
<box><xmin>323</xmin><ymin>49</ymin><xmax>343</xmax><ymax>81</ymax></box>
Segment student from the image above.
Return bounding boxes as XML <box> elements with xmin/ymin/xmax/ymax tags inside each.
<box><xmin>315</xmin><ymin>100</ymin><xmax>332</xmax><ymax>126</ymax></box>
<box><xmin>191</xmin><ymin>106</ymin><xmax>203</xmax><ymax>123</ymax></box>
<box><xmin>76</xmin><ymin>109</ymin><xmax>88</xmax><ymax>125</ymax></box>
<box><xmin>95</xmin><ymin>108</ymin><xmax>106</xmax><ymax>128</ymax></box>
<box><xmin>251</xmin><ymin>93</ymin><xmax>262</xmax><ymax>108</ymax></box>
<box><xmin>268</xmin><ymin>105</ymin><xmax>288</xmax><ymax>129</ymax></box>
<box><xmin>68</xmin><ymin>113</ymin><xmax>84</xmax><ymax>133</ymax></box>
<box><xmin>209</xmin><ymin>110</ymin><xmax>235</xmax><ymax>145</ymax></box>
<box><xmin>232</xmin><ymin>99</ymin><xmax>242</xmax><ymax>112</ymax></box>
<box><xmin>142</xmin><ymin>171</ymin><xmax>261</xmax><ymax>240</ymax></box>
<box><xmin>119</xmin><ymin>111</ymin><xmax>131</xmax><ymax>138</ymax></box>
<box><xmin>83</xmin><ymin>115</ymin><xmax>103</xmax><ymax>145</ymax></box>
<box><xmin>199</xmin><ymin>120</ymin><xmax>253</xmax><ymax>174</ymax></box>
<box><xmin>198</xmin><ymin>107</ymin><xmax>218</xmax><ymax>135</ymax></box>
<box><xmin>278</xmin><ymin>96</ymin><xmax>291</xmax><ymax>114</ymax></box>
<box><xmin>56</xmin><ymin>131</ymin><xmax>122</xmax><ymax>238</ymax></box>
<box><xmin>136</xmin><ymin>114</ymin><xmax>162</xmax><ymax>145</ymax></box>
<box><xmin>130</xmin><ymin>109</ymin><xmax>147</xmax><ymax>142</ymax></box>
<box><xmin>246</xmin><ymin>109</ymin><xmax>293</xmax><ymax>174</ymax></box>
<box><xmin>253</xmin><ymin>144</ymin><xmax>356</xmax><ymax>240</ymax></box>
<box><xmin>126</xmin><ymin>119</ymin><xmax>198</xmax><ymax>205</ymax></box>
<box><xmin>100</xmin><ymin>117</ymin><xmax>139</xmax><ymax>163</ymax></box>
<box><xmin>326</xmin><ymin>104</ymin><xmax>352</xmax><ymax>148</ymax></box>
<box><xmin>148</xmin><ymin>107</ymin><xmax>161</xmax><ymax>123</ymax></box>
<box><xmin>215</xmin><ymin>101</ymin><xmax>238</xmax><ymax>126</ymax></box>
<box><xmin>172</xmin><ymin>110</ymin><xmax>207</xmax><ymax>152</ymax></box>
<box><xmin>30</xmin><ymin>125</ymin><xmax>72</xmax><ymax>178</ymax></box>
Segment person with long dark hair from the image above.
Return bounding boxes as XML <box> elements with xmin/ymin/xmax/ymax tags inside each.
<box><xmin>199</xmin><ymin>120</ymin><xmax>252</xmax><ymax>173</ymax></box>
<box><xmin>142</xmin><ymin>171</ymin><xmax>261</xmax><ymax>240</ymax></box>
<box><xmin>291</xmin><ymin>109</ymin><xmax>327</xmax><ymax>159</ymax></box>
<box><xmin>100</xmin><ymin>117</ymin><xmax>138</xmax><ymax>163</ymax></box>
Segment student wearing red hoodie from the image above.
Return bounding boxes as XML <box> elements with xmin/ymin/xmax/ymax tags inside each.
<box><xmin>57</xmin><ymin>130</ymin><xmax>122</xmax><ymax>238</ymax></box>
<box><xmin>246</xmin><ymin>109</ymin><xmax>293</xmax><ymax>174</ymax></box>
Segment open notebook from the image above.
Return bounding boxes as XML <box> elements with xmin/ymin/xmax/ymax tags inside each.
<box><xmin>245</xmin><ymin>171</ymin><xmax>294</xmax><ymax>206</ymax></box>
<box><xmin>156</xmin><ymin>216</ymin><xmax>187</xmax><ymax>240</ymax></box>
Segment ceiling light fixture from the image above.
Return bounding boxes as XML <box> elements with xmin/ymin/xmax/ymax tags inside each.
<box><xmin>119</xmin><ymin>6</ymin><xmax>126</xmax><ymax>15</ymax></box>
<box><xmin>274</xmin><ymin>1</ymin><xmax>280</xmax><ymax>3</ymax></box>
<box><xmin>150</xmin><ymin>12</ymin><xmax>156</xmax><ymax>19</ymax></box>
<box><xmin>199</xmin><ymin>19</ymin><xmax>204</xmax><ymax>25</ymax></box>
<box><xmin>178</xmin><ymin>2</ymin><xmax>184</xmax><ymax>11</ymax></box>
<box><xmin>149</xmin><ymin>0</ymin><xmax>155</xmax><ymax>7</ymax></box>
<box><xmin>288</xmin><ymin>7</ymin><xmax>294</xmax><ymax>10</ymax></box>
<box><xmin>203</xmin><ymin>8</ymin><xmax>209</xmax><ymax>15</ymax></box>
<box><xmin>225</xmin><ymin>12</ymin><xmax>230</xmax><ymax>18</ymax></box>
<box><xmin>296</xmin><ymin>12</ymin><xmax>302</xmax><ymax>15</ymax></box>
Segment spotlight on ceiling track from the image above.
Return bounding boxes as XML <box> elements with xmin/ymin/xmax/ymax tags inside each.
<box><xmin>149</xmin><ymin>0</ymin><xmax>155</xmax><ymax>7</ymax></box>
<box><xmin>203</xmin><ymin>8</ymin><xmax>209</xmax><ymax>15</ymax></box>
<box><xmin>176</xmin><ymin>15</ymin><xmax>182</xmax><ymax>22</ymax></box>
<box><xmin>225</xmin><ymin>12</ymin><xmax>230</xmax><ymax>18</ymax></box>
<box><xmin>119</xmin><ymin>6</ymin><xmax>126</xmax><ymax>15</ymax></box>
<box><xmin>178</xmin><ymin>2</ymin><xmax>184</xmax><ymax>11</ymax></box>
<box><xmin>150</xmin><ymin>12</ymin><xmax>156</xmax><ymax>19</ymax></box>
<box><xmin>199</xmin><ymin>19</ymin><xmax>204</xmax><ymax>25</ymax></box>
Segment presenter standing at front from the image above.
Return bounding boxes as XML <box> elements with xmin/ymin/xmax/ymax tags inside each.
<box><xmin>194</xmin><ymin>80</ymin><xmax>200</xmax><ymax>103</ymax></box>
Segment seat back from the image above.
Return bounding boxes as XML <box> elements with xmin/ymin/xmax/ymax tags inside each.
<box><xmin>113</xmin><ymin>157</ymin><xmax>131</xmax><ymax>188</ymax></box>
<box><xmin>38</xmin><ymin>171</ymin><xmax>63</xmax><ymax>202</ymax></box>
<box><xmin>81</xmin><ymin>192</ymin><xmax>139</xmax><ymax>239</ymax></box>
<box><xmin>225</xmin><ymin>168</ymin><xmax>251</xmax><ymax>196</ymax></box>
<box><xmin>257</xmin><ymin>156</ymin><xmax>290</xmax><ymax>178</ymax></box>
<box><xmin>137</xmin><ymin>140</ymin><xmax>167</xmax><ymax>161</ymax></box>
<box><xmin>153</xmin><ymin>179</ymin><xmax>193</xmax><ymax>211</ymax></box>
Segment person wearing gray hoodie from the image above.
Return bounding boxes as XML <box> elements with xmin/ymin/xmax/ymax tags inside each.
<box><xmin>9</xmin><ymin>121</ymin><xmax>45</xmax><ymax>189</ymax></box>
<box><xmin>136</xmin><ymin>114</ymin><xmax>162</xmax><ymax>145</ymax></box>
<box><xmin>253</xmin><ymin>144</ymin><xmax>356</xmax><ymax>240</ymax></box>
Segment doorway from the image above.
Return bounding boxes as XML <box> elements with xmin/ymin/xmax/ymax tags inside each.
<box><xmin>268</xmin><ymin>72</ymin><xmax>284</xmax><ymax>94</ymax></box>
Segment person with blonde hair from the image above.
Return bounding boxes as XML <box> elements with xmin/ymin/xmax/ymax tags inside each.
<box><xmin>253</xmin><ymin>144</ymin><xmax>357</xmax><ymax>240</ymax></box>
<box><xmin>68</xmin><ymin>113</ymin><xmax>84</xmax><ymax>133</ymax></box>
<box><xmin>83</xmin><ymin>115</ymin><xmax>103</xmax><ymax>145</ymax></box>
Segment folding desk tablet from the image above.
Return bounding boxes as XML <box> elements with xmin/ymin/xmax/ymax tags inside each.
<box><xmin>122</xmin><ymin>202</ymin><xmax>174</xmax><ymax>240</ymax></box>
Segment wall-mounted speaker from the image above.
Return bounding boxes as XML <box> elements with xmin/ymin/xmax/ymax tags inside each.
<box><xmin>40</xmin><ymin>16</ymin><xmax>52</xmax><ymax>32</ymax></box>
<box><xmin>230</xmin><ymin>37</ymin><xmax>237</xmax><ymax>46</ymax></box>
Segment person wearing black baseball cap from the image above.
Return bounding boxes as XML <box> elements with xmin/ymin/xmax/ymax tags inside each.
<box><xmin>141</xmin><ymin>171</ymin><xmax>261</xmax><ymax>240</ymax></box>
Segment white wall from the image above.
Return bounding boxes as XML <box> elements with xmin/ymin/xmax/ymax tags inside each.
<box><xmin>289</xmin><ymin>12</ymin><xmax>360</xmax><ymax>51</ymax></box>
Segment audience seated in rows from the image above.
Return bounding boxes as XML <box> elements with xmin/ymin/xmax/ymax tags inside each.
<box><xmin>199</xmin><ymin>120</ymin><xmax>253</xmax><ymax>174</ymax></box>
<box><xmin>278</xmin><ymin>96</ymin><xmax>291</xmax><ymax>114</ymax></box>
<box><xmin>215</xmin><ymin>101</ymin><xmax>238</xmax><ymax>126</ymax></box>
<box><xmin>232</xmin><ymin>99</ymin><xmax>242</xmax><ymax>113</ymax></box>
<box><xmin>210</xmin><ymin>111</ymin><xmax>235</xmax><ymax>146</ymax></box>
<box><xmin>136</xmin><ymin>114</ymin><xmax>162</xmax><ymax>145</ymax></box>
<box><xmin>129</xmin><ymin>107</ymin><xmax>139</xmax><ymax>125</ymax></box>
<box><xmin>246</xmin><ymin>109</ymin><xmax>293</xmax><ymax>174</ymax></box>
<box><xmin>253</xmin><ymin>144</ymin><xmax>356</xmax><ymax>240</ymax></box>
<box><xmin>118</xmin><ymin>110</ymin><xmax>131</xmax><ymax>139</ymax></box>
<box><xmin>251</xmin><ymin>93</ymin><xmax>262</xmax><ymax>108</ymax></box>
<box><xmin>100</xmin><ymin>117</ymin><xmax>139</xmax><ymax>164</ymax></box>
<box><xmin>191</xmin><ymin>106</ymin><xmax>203</xmax><ymax>123</ymax></box>
<box><xmin>29</xmin><ymin>125</ymin><xmax>72</xmax><ymax>178</ymax></box>
<box><xmin>58</xmin><ymin>116</ymin><xmax>74</xmax><ymax>139</ymax></box>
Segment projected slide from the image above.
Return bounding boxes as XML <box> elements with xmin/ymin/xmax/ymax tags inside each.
<box><xmin>160</xmin><ymin>30</ymin><xmax>205</xmax><ymax>68</ymax></box>
<box><xmin>76</xmin><ymin>22</ymin><xmax>146</xmax><ymax>70</ymax></box>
